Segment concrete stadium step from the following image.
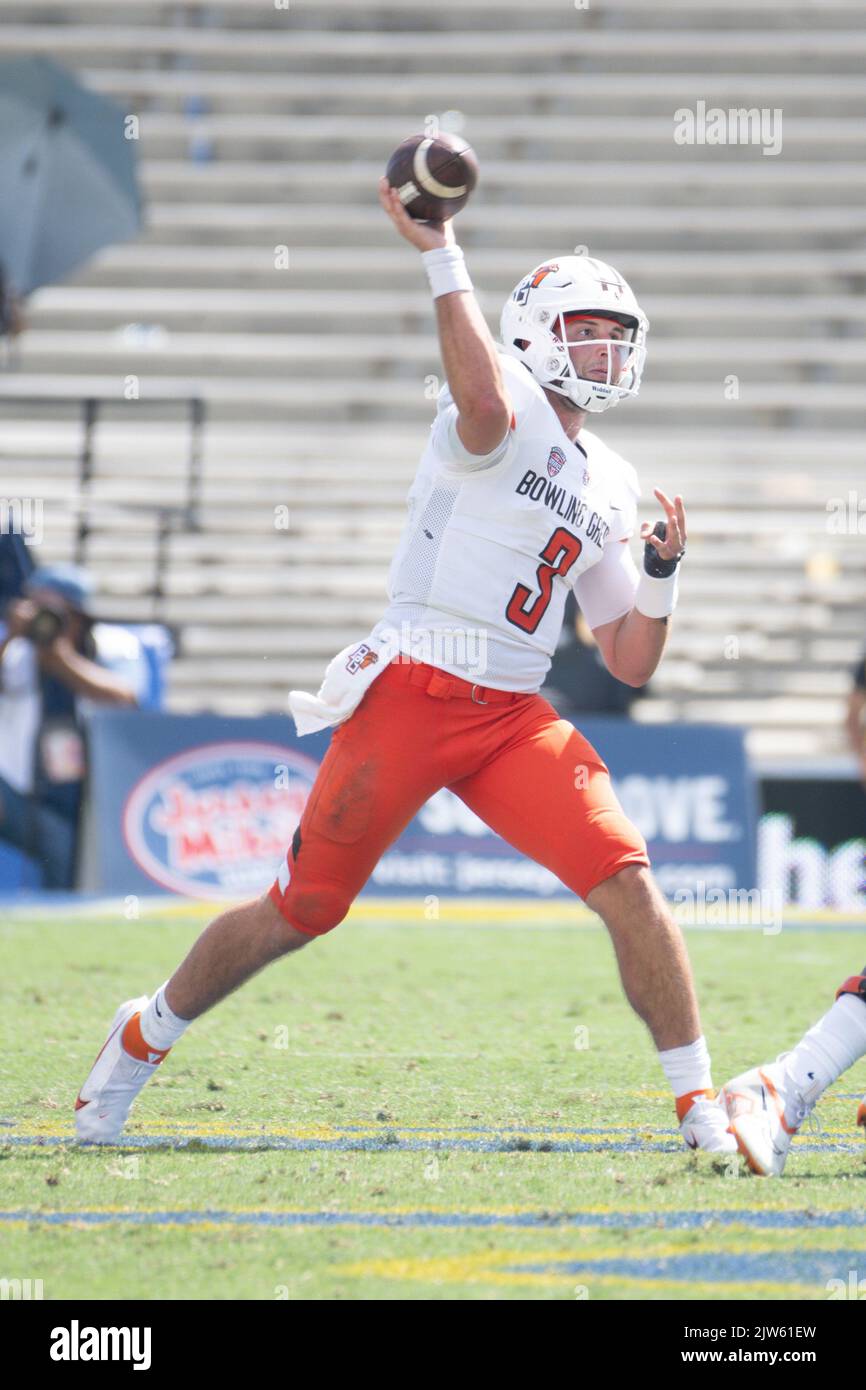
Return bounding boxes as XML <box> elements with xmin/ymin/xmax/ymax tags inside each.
<box><xmin>14</xmin><ymin>333</ymin><xmax>866</xmax><ymax>387</ymax></box>
<box><xmin>127</xmin><ymin>115</ymin><xmax>866</xmax><ymax>162</ymax></box>
<box><xmin>5</xmin><ymin>370</ymin><xmax>865</xmax><ymax>424</ymax></box>
<box><xmin>4</xmin><ymin>0</ymin><xmax>861</xmax><ymax>15</ymax></box>
<box><xmin>80</xmin><ymin>67</ymin><xmax>866</xmax><ymax>119</ymax></box>
<box><xmin>144</xmin><ymin>203</ymin><xmax>866</xmax><ymax>250</ymax></box>
<box><xmin>643</xmin><ymin>695</ymin><xmax>849</xmax><ymax>728</ymax></box>
<box><xmin>135</xmin><ymin>160</ymin><xmax>866</xmax><ymax>204</ymax></box>
<box><xmin>655</xmin><ymin>657</ymin><xmax>854</xmax><ymax>695</ymax></box>
<box><xmin>5</xmin><ymin>0</ymin><xmax>864</xmax><ymax>23</ymax></box>
<box><xmin>4</xmin><ymin>25</ymin><xmax>866</xmax><ymax>72</ymax></box>
<box><xmin>84</xmin><ymin>245</ymin><xmax>866</xmax><ymax>293</ymax></box>
<box><xmin>28</xmin><ymin>288</ymin><xmax>866</xmax><ymax>330</ymax></box>
<box><xmin>180</xmin><ymin>625</ymin><xmax>381</xmax><ymax>657</ymax></box>
<box><xmin>2</xmin><ymin>423</ymin><xmax>864</xmax><ymax>469</ymax></box>
<box><xmin>23</xmin><ymin>470</ymin><xmax>866</xmax><ymax>518</ymax></box>
<box><xmin>30</xmin><ymin>474</ymin><xmax>866</xmax><ymax>515</ymax></box>
<box><xmin>105</xmin><ymin>594</ymin><xmax>388</xmax><ymax>626</ymax></box>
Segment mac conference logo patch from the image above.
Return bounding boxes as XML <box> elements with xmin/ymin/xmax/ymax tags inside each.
<box><xmin>547</xmin><ymin>446</ymin><xmax>566</xmax><ymax>478</ymax></box>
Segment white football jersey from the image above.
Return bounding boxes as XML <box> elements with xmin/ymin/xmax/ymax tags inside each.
<box><xmin>372</xmin><ymin>352</ymin><xmax>642</xmax><ymax>692</ymax></box>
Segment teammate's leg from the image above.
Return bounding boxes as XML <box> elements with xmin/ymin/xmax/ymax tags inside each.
<box><xmin>74</xmin><ymin>660</ymin><xmax>453</xmax><ymax>1142</ymax></box>
<box><xmin>449</xmin><ymin>700</ymin><xmax>735</xmax><ymax>1152</ymax></box>
<box><xmin>721</xmin><ymin>968</ymin><xmax>866</xmax><ymax>1176</ymax></box>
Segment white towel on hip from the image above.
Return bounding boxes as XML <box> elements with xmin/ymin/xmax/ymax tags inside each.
<box><xmin>287</xmin><ymin>633</ymin><xmax>399</xmax><ymax>736</ymax></box>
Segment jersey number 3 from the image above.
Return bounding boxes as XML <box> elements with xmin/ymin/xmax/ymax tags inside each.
<box><xmin>505</xmin><ymin>527</ymin><xmax>583</xmax><ymax>634</ymax></box>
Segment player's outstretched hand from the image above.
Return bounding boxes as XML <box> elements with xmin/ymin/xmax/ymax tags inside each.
<box><xmin>378</xmin><ymin>176</ymin><xmax>456</xmax><ymax>253</ymax></box>
<box><xmin>640</xmin><ymin>489</ymin><xmax>687</xmax><ymax>561</ymax></box>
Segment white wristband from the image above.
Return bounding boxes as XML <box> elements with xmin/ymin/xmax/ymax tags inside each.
<box><xmin>421</xmin><ymin>245</ymin><xmax>473</xmax><ymax>299</ymax></box>
<box><xmin>635</xmin><ymin>567</ymin><xmax>680</xmax><ymax>619</ymax></box>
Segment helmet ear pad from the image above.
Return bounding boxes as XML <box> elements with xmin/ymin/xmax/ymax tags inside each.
<box><xmin>518</xmin><ymin>316</ymin><xmax>571</xmax><ymax>386</ymax></box>
<box><xmin>513</xmin><ymin>311</ymin><xmax>629</xmax><ymax>412</ymax></box>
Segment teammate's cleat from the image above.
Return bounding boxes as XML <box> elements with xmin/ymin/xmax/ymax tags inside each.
<box><xmin>74</xmin><ymin>997</ymin><xmax>169</xmax><ymax>1144</ymax></box>
<box><xmin>719</xmin><ymin>1061</ymin><xmax>809</xmax><ymax>1177</ymax></box>
<box><xmin>676</xmin><ymin>1089</ymin><xmax>738</xmax><ymax>1154</ymax></box>
<box><xmin>857</xmin><ymin>1098</ymin><xmax>866</xmax><ymax>1133</ymax></box>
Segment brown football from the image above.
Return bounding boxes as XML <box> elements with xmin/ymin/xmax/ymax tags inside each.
<box><xmin>385</xmin><ymin>132</ymin><xmax>479</xmax><ymax>221</ymax></box>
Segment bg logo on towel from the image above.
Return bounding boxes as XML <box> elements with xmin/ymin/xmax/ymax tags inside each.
<box><xmin>346</xmin><ymin>643</ymin><xmax>379</xmax><ymax>674</ymax></box>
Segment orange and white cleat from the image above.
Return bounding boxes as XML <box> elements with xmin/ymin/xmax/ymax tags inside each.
<box><xmin>676</xmin><ymin>1088</ymin><xmax>738</xmax><ymax>1154</ymax></box>
<box><xmin>857</xmin><ymin>1098</ymin><xmax>866</xmax><ymax>1133</ymax></box>
<box><xmin>719</xmin><ymin>1061</ymin><xmax>809</xmax><ymax>1177</ymax></box>
<box><xmin>74</xmin><ymin>997</ymin><xmax>169</xmax><ymax>1144</ymax></box>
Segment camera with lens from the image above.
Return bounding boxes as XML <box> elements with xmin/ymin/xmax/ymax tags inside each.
<box><xmin>26</xmin><ymin>598</ymin><xmax>69</xmax><ymax>647</ymax></box>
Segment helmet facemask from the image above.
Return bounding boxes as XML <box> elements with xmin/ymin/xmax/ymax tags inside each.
<box><xmin>500</xmin><ymin>256</ymin><xmax>649</xmax><ymax>413</ymax></box>
<box><xmin>541</xmin><ymin>311</ymin><xmax>646</xmax><ymax>413</ymax></box>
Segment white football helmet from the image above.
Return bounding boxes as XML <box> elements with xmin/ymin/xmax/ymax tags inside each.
<box><xmin>500</xmin><ymin>256</ymin><xmax>649</xmax><ymax>413</ymax></box>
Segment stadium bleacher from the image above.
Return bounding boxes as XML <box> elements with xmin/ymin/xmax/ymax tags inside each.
<box><xmin>1</xmin><ymin>0</ymin><xmax>865</xmax><ymax>760</ymax></box>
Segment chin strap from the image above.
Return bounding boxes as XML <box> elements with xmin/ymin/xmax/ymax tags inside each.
<box><xmin>835</xmin><ymin>972</ymin><xmax>866</xmax><ymax>1005</ymax></box>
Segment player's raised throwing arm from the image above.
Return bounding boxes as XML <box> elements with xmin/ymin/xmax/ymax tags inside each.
<box><xmin>378</xmin><ymin>177</ymin><xmax>512</xmax><ymax>456</ymax></box>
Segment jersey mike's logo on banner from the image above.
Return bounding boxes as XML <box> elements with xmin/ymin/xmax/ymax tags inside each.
<box><xmin>546</xmin><ymin>446</ymin><xmax>566</xmax><ymax>478</ymax></box>
<box><xmin>122</xmin><ymin>741</ymin><xmax>319</xmax><ymax>898</ymax></box>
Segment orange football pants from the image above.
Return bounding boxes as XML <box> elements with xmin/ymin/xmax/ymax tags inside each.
<box><xmin>269</xmin><ymin>656</ymin><xmax>649</xmax><ymax>935</ymax></box>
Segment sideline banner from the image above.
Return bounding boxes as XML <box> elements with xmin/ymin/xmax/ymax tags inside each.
<box><xmin>759</xmin><ymin>776</ymin><xmax>866</xmax><ymax>911</ymax></box>
<box><xmin>80</xmin><ymin>710</ymin><xmax>757</xmax><ymax>901</ymax></box>
<box><xmin>81</xmin><ymin>711</ymin><xmax>329</xmax><ymax>899</ymax></box>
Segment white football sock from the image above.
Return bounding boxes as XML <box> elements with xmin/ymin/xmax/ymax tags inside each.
<box><xmin>138</xmin><ymin>981</ymin><xmax>191</xmax><ymax>1053</ymax></box>
<box><xmin>659</xmin><ymin>1035</ymin><xmax>713</xmax><ymax>1099</ymax></box>
<box><xmin>781</xmin><ymin>994</ymin><xmax>866</xmax><ymax>1112</ymax></box>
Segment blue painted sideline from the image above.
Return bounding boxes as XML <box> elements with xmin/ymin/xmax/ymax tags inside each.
<box><xmin>2</xmin><ymin>1209</ymin><xmax>865</xmax><ymax>1229</ymax></box>
<box><xmin>3</xmin><ymin>1134</ymin><xmax>862</xmax><ymax>1154</ymax></box>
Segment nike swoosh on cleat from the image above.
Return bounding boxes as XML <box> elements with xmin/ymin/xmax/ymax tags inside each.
<box><xmin>685</xmin><ymin>1137</ymin><xmax>698</xmax><ymax>1150</ymax></box>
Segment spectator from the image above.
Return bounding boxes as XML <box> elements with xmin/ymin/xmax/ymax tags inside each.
<box><xmin>845</xmin><ymin>649</ymin><xmax>866</xmax><ymax>786</ymax></box>
<box><xmin>0</xmin><ymin>526</ymin><xmax>34</xmax><ymax>607</ymax></box>
<box><xmin>0</xmin><ymin>262</ymin><xmax>26</xmax><ymax>363</ymax></box>
<box><xmin>0</xmin><ymin>564</ymin><xmax>143</xmax><ymax>889</ymax></box>
<box><xmin>543</xmin><ymin>591</ymin><xmax>648</xmax><ymax>720</ymax></box>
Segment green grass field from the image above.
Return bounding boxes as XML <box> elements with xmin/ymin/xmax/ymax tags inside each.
<box><xmin>1</xmin><ymin>900</ymin><xmax>865</xmax><ymax>1301</ymax></box>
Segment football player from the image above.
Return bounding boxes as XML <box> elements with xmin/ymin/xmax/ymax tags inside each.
<box><xmin>73</xmin><ymin>180</ymin><xmax>735</xmax><ymax>1157</ymax></box>
<box><xmin>721</xmin><ymin>971</ymin><xmax>866</xmax><ymax>1175</ymax></box>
